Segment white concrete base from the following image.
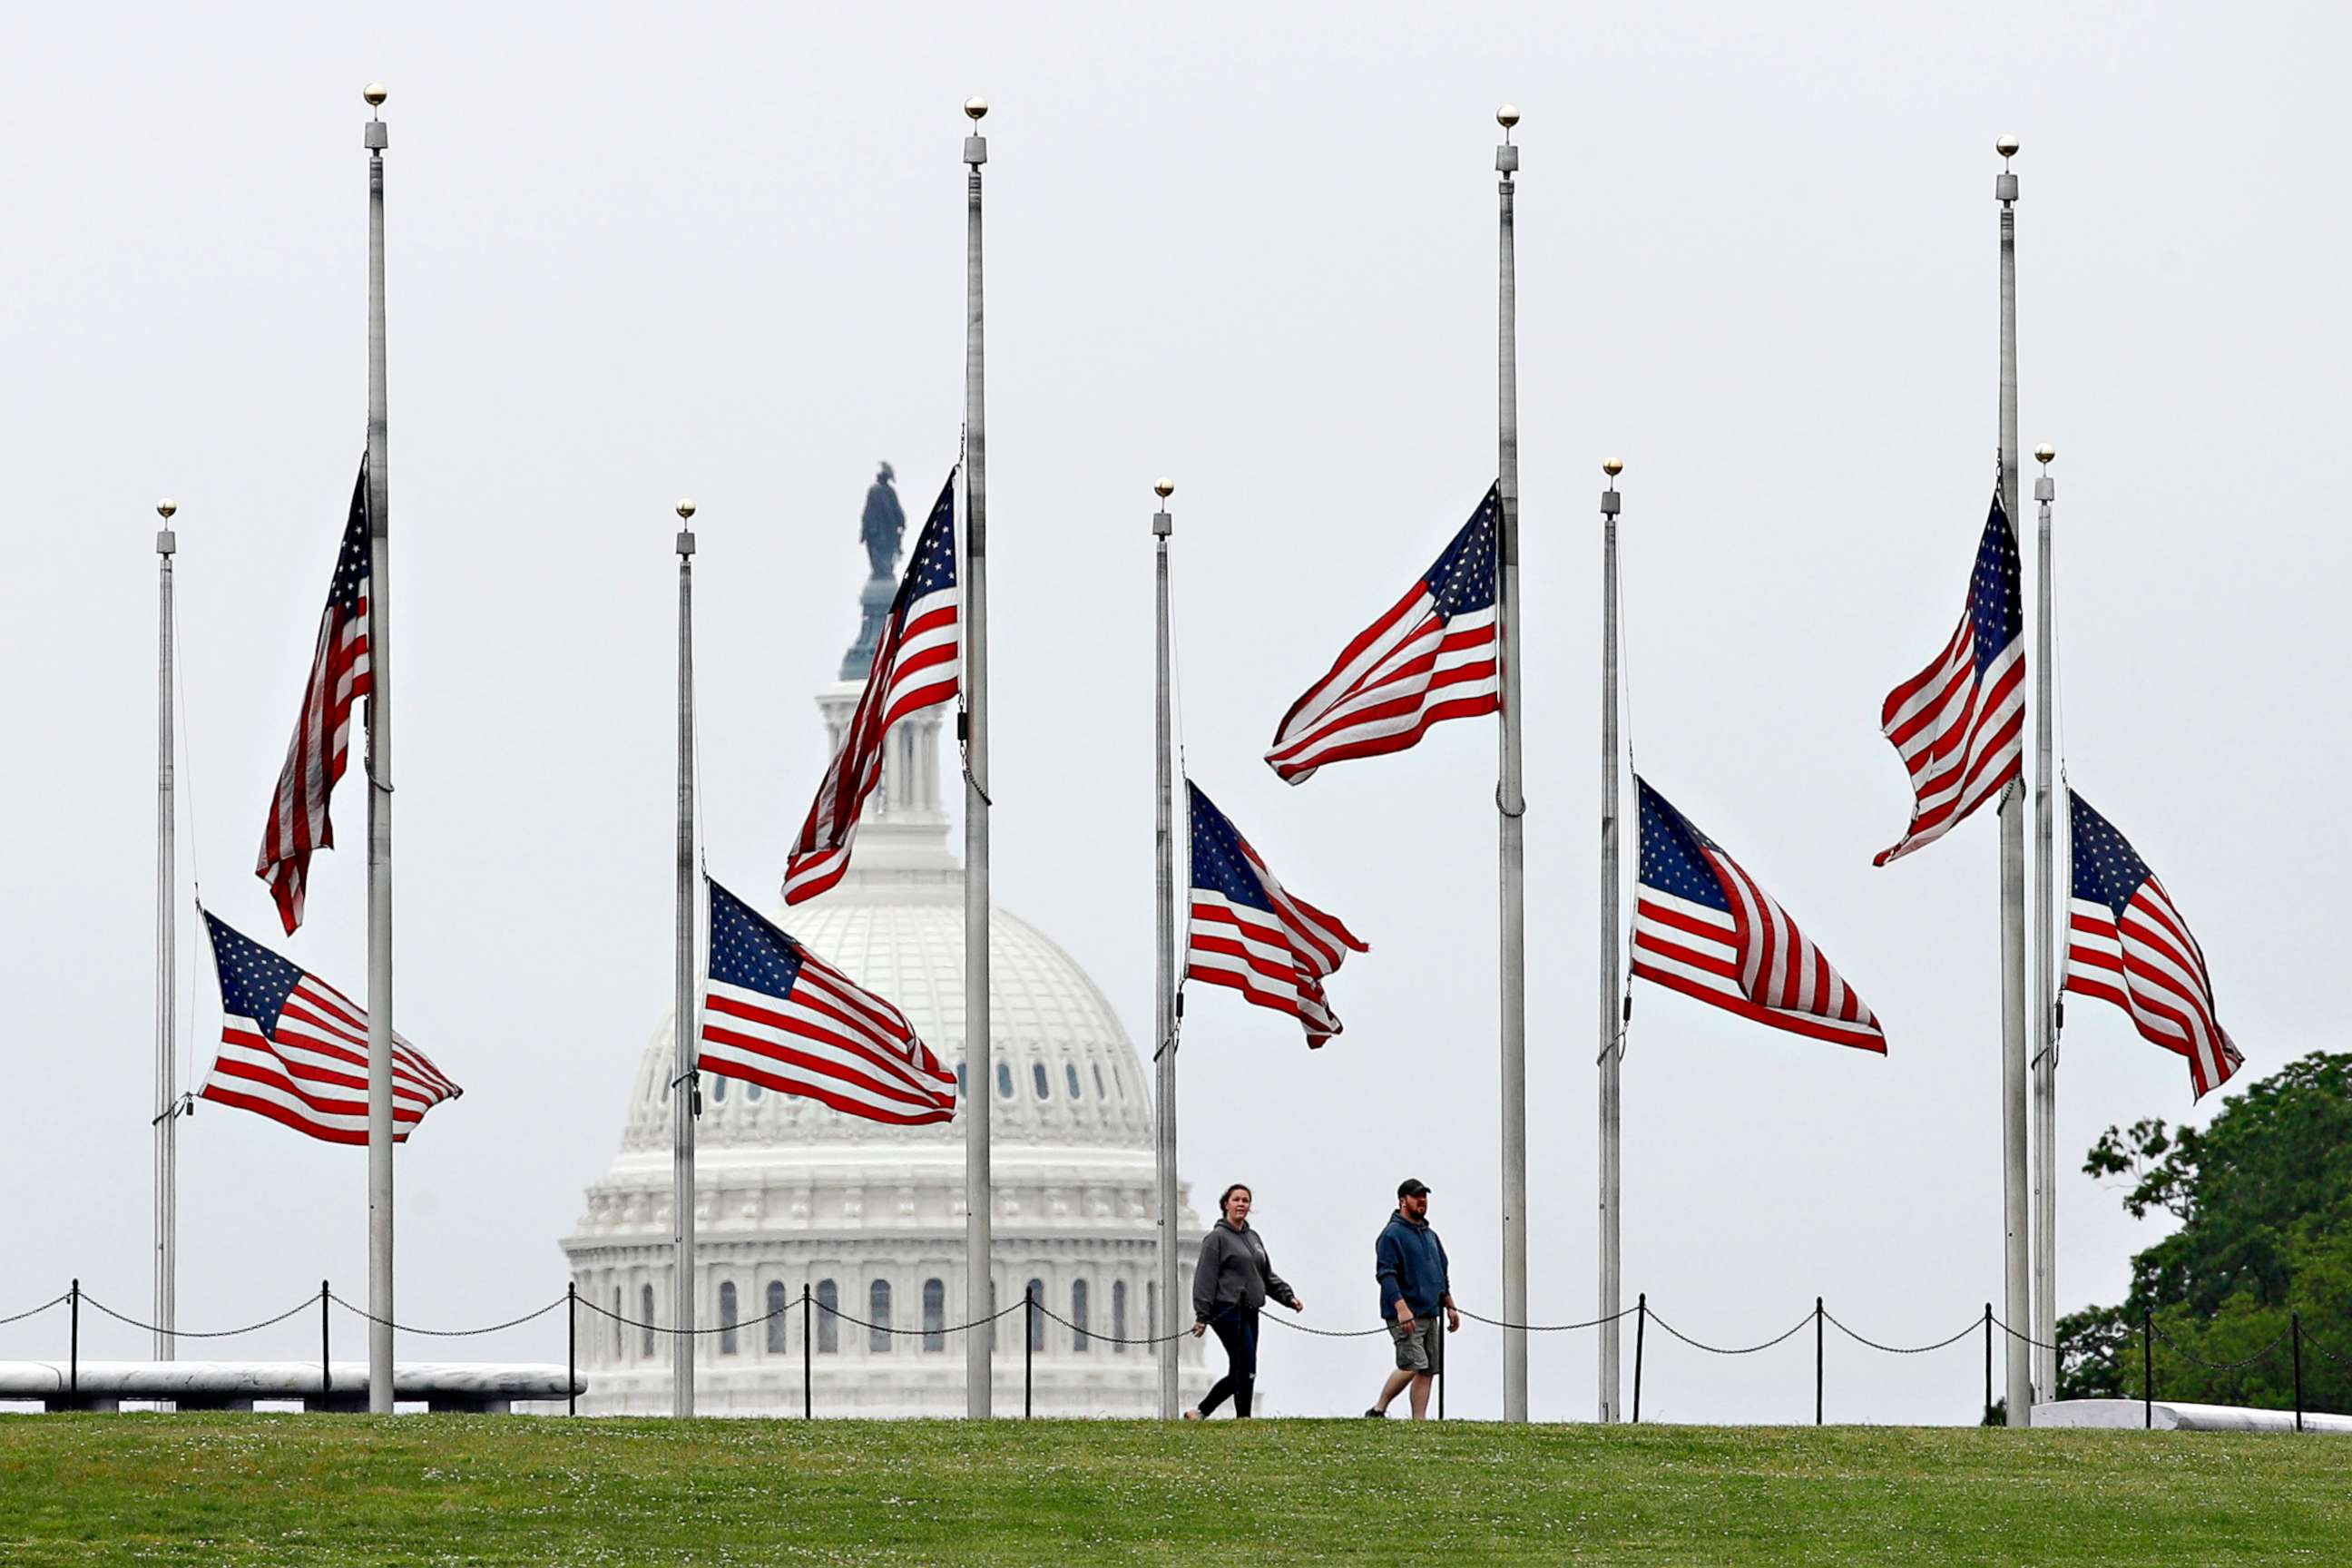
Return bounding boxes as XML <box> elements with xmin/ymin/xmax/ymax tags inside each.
<box><xmin>2033</xmin><ymin>1397</ymin><xmax>2352</xmax><ymax>1434</ymax></box>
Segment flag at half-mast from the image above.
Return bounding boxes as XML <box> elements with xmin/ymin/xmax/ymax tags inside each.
<box><xmin>2063</xmin><ymin>790</ymin><xmax>2244</xmax><ymax>1100</ymax></box>
<box><xmin>1873</xmin><ymin>485</ymin><xmax>2024</xmax><ymax>865</ymax></box>
<box><xmin>698</xmin><ymin>878</ymin><xmax>956</xmax><ymax>1124</ymax></box>
<box><xmin>785</xmin><ymin>471</ymin><xmax>959</xmax><ymax>903</ymax></box>
<box><xmin>1631</xmin><ymin>778</ymin><xmax>1886</xmax><ymax>1053</ymax></box>
<box><xmin>197</xmin><ymin>908</ymin><xmax>461</xmax><ymax>1144</ymax></box>
<box><xmin>1184</xmin><ymin>780</ymin><xmax>1367</xmax><ymax>1047</ymax></box>
<box><xmin>255</xmin><ymin>461</ymin><xmax>372</xmax><ymax>933</ymax></box>
<box><xmin>1265</xmin><ymin>485</ymin><xmax>1500</xmax><ymax>784</ymax></box>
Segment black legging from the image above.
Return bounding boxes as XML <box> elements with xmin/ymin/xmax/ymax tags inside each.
<box><xmin>1199</xmin><ymin>1307</ymin><xmax>1260</xmax><ymax>1418</ymax></box>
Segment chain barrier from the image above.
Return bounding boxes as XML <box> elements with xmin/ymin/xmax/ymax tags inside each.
<box><xmin>1030</xmin><ymin>1299</ymin><xmax>1202</xmax><ymax>1347</ymax></box>
<box><xmin>1648</xmin><ymin>1308</ymin><xmax>1814</xmax><ymax>1357</ymax></box>
<box><xmin>77</xmin><ymin>1291</ymin><xmax>315</xmax><ymax>1340</ymax></box>
<box><xmin>328</xmin><ymin>1292</ymin><xmax>568</xmax><ymax>1338</ymax></box>
<box><xmin>1988</xmin><ymin>1313</ymin><xmax>2066</xmax><ymax>1353</ymax></box>
<box><xmin>578</xmin><ymin>1296</ymin><xmax>797</xmax><ymax>1338</ymax></box>
<box><xmin>0</xmin><ymin>1294</ymin><xmax>69</xmax><ymax>1328</ymax></box>
<box><xmin>2147</xmin><ymin>1319</ymin><xmax>2290</xmax><ymax>1371</ymax></box>
<box><xmin>1456</xmin><ymin>1303</ymin><xmax>1640</xmax><ymax>1334</ymax></box>
<box><xmin>1823</xmin><ymin>1309</ymin><xmax>1983</xmax><ymax>1357</ymax></box>
<box><xmin>814</xmin><ymin>1298</ymin><xmax>1026</xmax><ymax>1338</ymax></box>
<box><xmin>2301</xmin><ymin>1328</ymin><xmax>2352</xmax><ymax>1367</ymax></box>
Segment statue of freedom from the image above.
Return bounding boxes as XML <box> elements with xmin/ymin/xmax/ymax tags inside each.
<box><xmin>860</xmin><ymin>462</ymin><xmax>906</xmax><ymax>580</ymax></box>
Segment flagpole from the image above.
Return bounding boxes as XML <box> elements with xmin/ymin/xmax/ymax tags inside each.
<box><xmin>960</xmin><ymin>95</ymin><xmax>995</xmax><ymax>1421</ymax></box>
<box><xmin>1152</xmin><ymin>478</ymin><xmax>1179</xmax><ymax>1422</ymax></box>
<box><xmin>1597</xmin><ymin>459</ymin><xmax>1624</xmax><ymax>1424</ymax></box>
<box><xmin>1994</xmin><ymin>133</ymin><xmax>2034</xmax><ymax>1426</ymax></box>
<box><xmin>153</xmin><ymin>497</ymin><xmax>180</xmax><ymax>1365</ymax></box>
<box><xmin>1493</xmin><ymin>103</ymin><xmax>1531</xmax><ymax>1426</ymax></box>
<box><xmin>360</xmin><ymin>82</ymin><xmax>397</xmax><ymax>1416</ymax></box>
<box><xmin>672</xmin><ymin>498</ymin><xmax>699</xmax><ymax>1421</ymax></box>
<box><xmin>2031</xmin><ymin>441</ymin><xmax>2059</xmax><ymax>1399</ymax></box>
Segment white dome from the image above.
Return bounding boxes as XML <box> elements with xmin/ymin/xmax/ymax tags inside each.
<box><xmin>565</xmin><ymin>662</ymin><xmax>1202</xmax><ymax>1416</ymax></box>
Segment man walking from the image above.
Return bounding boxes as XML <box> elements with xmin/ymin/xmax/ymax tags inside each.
<box><xmin>1367</xmin><ymin>1178</ymin><xmax>1458</xmax><ymax>1419</ymax></box>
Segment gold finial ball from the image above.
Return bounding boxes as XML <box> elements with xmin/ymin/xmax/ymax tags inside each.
<box><xmin>675</xmin><ymin>498</ymin><xmax>697</xmax><ymax>521</ymax></box>
<box><xmin>363</xmin><ymin>83</ymin><xmax>388</xmax><ymax>108</ymax></box>
<box><xmin>965</xmin><ymin>96</ymin><xmax>989</xmax><ymax>122</ymax></box>
<box><xmin>1995</xmin><ymin>133</ymin><xmax>2019</xmax><ymax>158</ymax></box>
<box><xmin>1602</xmin><ymin>457</ymin><xmax>1623</xmax><ymax>477</ymax></box>
<box><xmin>1496</xmin><ymin>103</ymin><xmax>1521</xmax><ymax>130</ymax></box>
<box><xmin>2034</xmin><ymin>443</ymin><xmax>2056</xmax><ymax>466</ymax></box>
<box><xmin>156</xmin><ymin>498</ymin><xmax>178</xmax><ymax>520</ymax></box>
<box><xmin>1153</xmin><ymin>477</ymin><xmax>1174</xmax><ymax>499</ymax></box>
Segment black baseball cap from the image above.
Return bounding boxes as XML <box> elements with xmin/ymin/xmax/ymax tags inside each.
<box><xmin>1397</xmin><ymin>1178</ymin><xmax>1431</xmax><ymax>1199</ymax></box>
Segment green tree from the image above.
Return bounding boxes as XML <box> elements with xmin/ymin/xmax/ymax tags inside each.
<box><xmin>2056</xmin><ymin>1051</ymin><xmax>2352</xmax><ymax>1411</ymax></box>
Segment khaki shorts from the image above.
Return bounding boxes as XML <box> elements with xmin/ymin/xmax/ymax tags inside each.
<box><xmin>1390</xmin><ymin>1314</ymin><xmax>1442</xmax><ymax>1373</ymax></box>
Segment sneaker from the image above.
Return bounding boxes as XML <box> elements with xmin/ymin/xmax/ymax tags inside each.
<box><xmin>1363</xmin><ymin>1406</ymin><xmax>1386</xmax><ymax>1418</ymax></box>
<box><xmin>1181</xmin><ymin>1408</ymin><xmax>1204</xmax><ymax>1421</ymax></box>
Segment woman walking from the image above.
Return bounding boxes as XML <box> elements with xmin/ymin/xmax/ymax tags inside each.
<box><xmin>1186</xmin><ymin>1183</ymin><xmax>1305</xmax><ymax>1419</ymax></box>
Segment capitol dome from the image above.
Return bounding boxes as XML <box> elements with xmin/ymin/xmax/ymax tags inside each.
<box><xmin>564</xmin><ymin>563</ymin><xmax>1203</xmax><ymax>1416</ymax></box>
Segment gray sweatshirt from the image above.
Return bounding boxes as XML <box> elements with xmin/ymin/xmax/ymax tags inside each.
<box><xmin>1192</xmin><ymin>1220</ymin><xmax>1298</xmax><ymax>1322</ymax></box>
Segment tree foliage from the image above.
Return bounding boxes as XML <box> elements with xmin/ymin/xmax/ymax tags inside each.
<box><xmin>2056</xmin><ymin>1052</ymin><xmax>2352</xmax><ymax>1411</ymax></box>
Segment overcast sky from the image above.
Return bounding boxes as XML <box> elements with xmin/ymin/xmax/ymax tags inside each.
<box><xmin>4</xmin><ymin>2</ymin><xmax>2345</xmax><ymax>1425</ymax></box>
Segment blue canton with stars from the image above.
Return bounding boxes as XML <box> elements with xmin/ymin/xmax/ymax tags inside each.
<box><xmin>325</xmin><ymin>460</ymin><xmax>371</xmax><ymax>614</ymax></box>
<box><xmin>708</xmin><ymin>878</ymin><xmax>810</xmax><ymax>1002</ymax></box>
<box><xmin>1636</xmin><ymin>778</ymin><xmax>1730</xmax><ymax>913</ymax></box>
<box><xmin>2068</xmin><ymin>790</ymin><xmax>2152</xmax><ymax>920</ymax></box>
<box><xmin>1420</xmin><ymin>485</ymin><xmax>1500</xmax><ymax>622</ymax></box>
<box><xmin>1188</xmin><ymin>781</ymin><xmax>1276</xmax><ymax>915</ymax></box>
<box><xmin>202</xmin><ymin>910</ymin><xmax>309</xmax><ymax>1038</ymax></box>
<box><xmin>891</xmin><ymin>473</ymin><xmax>959</xmax><ymax>618</ymax></box>
<box><xmin>1967</xmin><ymin>491</ymin><xmax>2022</xmax><ymax>680</ymax></box>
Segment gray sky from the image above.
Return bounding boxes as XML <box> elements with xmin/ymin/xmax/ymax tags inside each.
<box><xmin>4</xmin><ymin>1</ymin><xmax>2345</xmax><ymax>1424</ymax></box>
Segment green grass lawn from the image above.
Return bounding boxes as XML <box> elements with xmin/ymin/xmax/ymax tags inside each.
<box><xmin>2</xmin><ymin>1415</ymin><xmax>2344</xmax><ymax>1566</ymax></box>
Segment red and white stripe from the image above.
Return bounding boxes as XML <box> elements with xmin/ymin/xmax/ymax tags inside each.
<box><xmin>1186</xmin><ymin>861</ymin><xmax>1367</xmax><ymax>1049</ymax></box>
<box><xmin>201</xmin><ymin>976</ymin><xmax>460</xmax><ymax>1145</ymax></box>
<box><xmin>2066</xmin><ymin>881</ymin><xmax>2242</xmax><ymax>1100</ymax></box>
<box><xmin>1265</xmin><ymin>588</ymin><xmax>1498</xmax><ymax>784</ymax></box>
<box><xmin>783</xmin><ymin>578</ymin><xmax>959</xmax><ymax>904</ymax></box>
<box><xmin>1874</xmin><ymin>618</ymin><xmax>2023</xmax><ymax>867</ymax></box>
<box><xmin>256</xmin><ymin>562</ymin><xmax>370</xmax><ymax>933</ymax></box>
<box><xmin>1633</xmin><ymin>852</ymin><xmax>1886</xmax><ymax>1054</ymax></box>
<box><xmin>699</xmin><ymin>951</ymin><xmax>956</xmax><ymax>1125</ymax></box>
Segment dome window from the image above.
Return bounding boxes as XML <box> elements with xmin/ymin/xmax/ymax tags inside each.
<box><xmin>611</xmin><ymin>1289</ymin><xmax>622</xmax><ymax>1360</ymax></box>
<box><xmin>816</xmin><ymin>1280</ymin><xmax>840</xmax><ymax>1353</ymax></box>
<box><xmin>1071</xmin><ymin>1279</ymin><xmax>1091</xmax><ymax>1353</ymax></box>
<box><xmin>640</xmin><ymin>1284</ymin><xmax>658</xmax><ymax>1359</ymax></box>
<box><xmin>1065</xmin><ymin>1063</ymin><xmax>1083</xmax><ymax>1100</ymax></box>
<box><xmin>1094</xmin><ymin>1063</ymin><xmax>1108</xmax><ymax>1100</ymax></box>
<box><xmin>1025</xmin><ymin>1279</ymin><xmax>1047</xmax><ymax>1352</ymax></box>
<box><xmin>869</xmin><ymin>1280</ymin><xmax>894</xmax><ymax>1354</ymax></box>
<box><xmin>1032</xmin><ymin>1063</ymin><xmax>1050</xmax><ymax>1101</ymax></box>
<box><xmin>996</xmin><ymin>1063</ymin><xmax>1014</xmax><ymax>1100</ymax></box>
<box><xmin>922</xmin><ymin>1279</ymin><xmax>946</xmax><ymax>1353</ymax></box>
<box><xmin>746</xmin><ymin>1082</ymin><xmax>763</xmax><ymax>1101</ymax></box>
<box><xmin>1112</xmin><ymin>1280</ymin><xmax>1128</xmax><ymax>1353</ymax></box>
<box><xmin>955</xmin><ymin>1061</ymin><xmax>967</xmax><ymax>1097</ymax></box>
<box><xmin>719</xmin><ymin>1281</ymin><xmax>740</xmax><ymax>1355</ymax></box>
<box><xmin>766</xmin><ymin>1282</ymin><xmax>789</xmax><ymax>1353</ymax></box>
<box><xmin>710</xmin><ymin>1074</ymin><xmax>727</xmax><ymax>1103</ymax></box>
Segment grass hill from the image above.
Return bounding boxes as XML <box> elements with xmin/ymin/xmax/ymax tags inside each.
<box><xmin>3</xmin><ymin>1415</ymin><xmax>2344</xmax><ymax>1564</ymax></box>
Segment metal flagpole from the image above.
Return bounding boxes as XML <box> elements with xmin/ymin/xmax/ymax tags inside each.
<box><xmin>360</xmin><ymin>81</ymin><xmax>397</xmax><ymax>1416</ymax></box>
<box><xmin>1994</xmin><ymin>133</ymin><xmax>2034</xmax><ymax>1426</ymax></box>
<box><xmin>1597</xmin><ymin>459</ymin><xmax>1624</xmax><ymax>1423</ymax></box>
<box><xmin>1493</xmin><ymin>103</ymin><xmax>1531</xmax><ymax>1427</ymax></box>
<box><xmin>153</xmin><ymin>497</ymin><xmax>180</xmax><ymax>1364</ymax></box>
<box><xmin>2031</xmin><ymin>441</ymin><xmax>2059</xmax><ymax>1399</ymax></box>
<box><xmin>672</xmin><ymin>497</ymin><xmax>700</xmax><ymax>1421</ymax></box>
<box><xmin>1152</xmin><ymin>478</ymin><xmax>1179</xmax><ymax>1421</ymax></box>
<box><xmin>961</xmin><ymin>95</ymin><xmax>995</xmax><ymax>1421</ymax></box>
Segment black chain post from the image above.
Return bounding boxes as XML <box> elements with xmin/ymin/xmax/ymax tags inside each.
<box><xmin>319</xmin><ymin>1280</ymin><xmax>331</xmax><ymax>1411</ymax></box>
<box><xmin>1024</xmin><ymin>1285</ymin><xmax>1035</xmax><ymax>1420</ymax></box>
<box><xmin>801</xmin><ymin>1284</ymin><xmax>812</xmax><ymax>1420</ymax></box>
<box><xmin>2142</xmin><ymin>1308</ymin><xmax>2154</xmax><ymax>1430</ymax></box>
<box><xmin>2292</xmin><ymin>1312</ymin><xmax>2304</xmax><ymax>1433</ymax></box>
<box><xmin>566</xmin><ymin>1281</ymin><xmax>578</xmax><ymax>1416</ymax></box>
<box><xmin>1815</xmin><ymin>1297</ymin><xmax>1825</xmax><ymax>1426</ymax></box>
<box><xmin>1982</xmin><ymin>1302</ymin><xmax>1993</xmax><ymax>1425</ymax></box>
<box><xmin>1632</xmin><ymin>1293</ymin><xmax>1647</xmax><ymax>1424</ymax></box>
<box><xmin>68</xmin><ymin>1279</ymin><xmax>79</xmax><ymax>1403</ymax></box>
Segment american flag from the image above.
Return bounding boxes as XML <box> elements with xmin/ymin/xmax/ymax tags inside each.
<box><xmin>256</xmin><ymin>461</ymin><xmax>372</xmax><ymax>933</ymax></box>
<box><xmin>1632</xmin><ymin>777</ymin><xmax>1886</xmax><ymax>1053</ymax></box>
<box><xmin>2064</xmin><ymin>790</ymin><xmax>2243</xmax><ymax>1100</ymax></box>
<box><xmin>784</xmin><ymin>471</ymin><xmax>958</xmax><ymax>904</ymax></box>
<box><xmin>198</xmin><ymin>908</ymin><xmax>461</xmax><ymax>1144</ymax></box>
<box><xmin>1873</xmin><ymin>487</ymin><xmax>2024</xmax><ymax>866</ymax></box>
<box><xmin>1184</xmin><ymin>780</ymin><xmax>1367</xmax><ymax>1047</ymax></box>
<box><xmin>1265</xmin><ymin>485</ymin><xmax>1500</xmax><ymax>784</ymax></box>
<box><xmin>698</xmin><ymin>878</ymin><xmax>956</xmax><ymax>1124</ymax></box>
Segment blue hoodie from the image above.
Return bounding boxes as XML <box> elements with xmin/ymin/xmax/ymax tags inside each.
<box><xmin>1376</xmin><ymin>1210</ymin><xmax>1451</xmax><ymax>1318</ymax></box>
